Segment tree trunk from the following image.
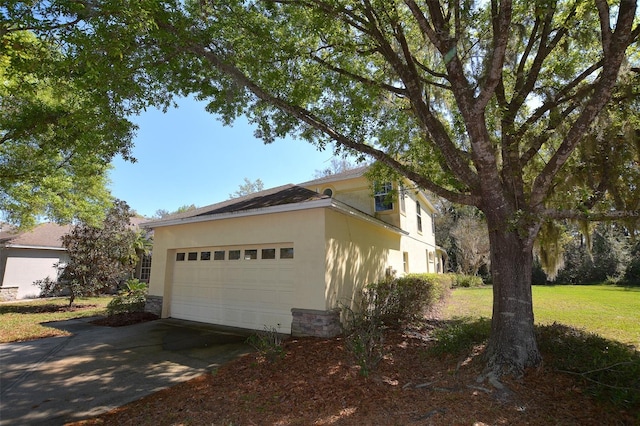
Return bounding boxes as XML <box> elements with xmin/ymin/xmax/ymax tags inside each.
<box><xmin>484</xmin><ymin>217</ymin><xmax>542</xmax><ymax>377</ymax></box>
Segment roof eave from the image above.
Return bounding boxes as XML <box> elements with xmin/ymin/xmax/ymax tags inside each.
<box><xmin>142</xmin><ymin>198</ymin><xmax>335</xmax><ymax>229</ymax></box>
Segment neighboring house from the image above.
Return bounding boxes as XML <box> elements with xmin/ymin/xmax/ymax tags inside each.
<box><xmin>0</xmin><ymin>223</ymin><xmax>71</xmax><ymax>300</ymax></box>
<box><xmin>0</xmin><ymin>218</ymin><xmax>152</xmax><ymax>301</ymax></box>
<box><xmin>143</xmin><ymin>166</ymin><xmax>444</xmax><ymax>337</ymax></box>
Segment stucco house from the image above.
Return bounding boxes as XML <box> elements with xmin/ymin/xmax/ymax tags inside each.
<box><xmin>0</xmin><ymin>218</ymin><xmax>152</xmax><ymax>301</ymax></box>
<box><xmin>0</xmin><ymin>223</ymin><xmax>71</xmax><ymax>300</ymax></box>
<box><xmin>143</xmin><ymin>166</ymin><xmax>444</xmax><ymax>337</ymax></box>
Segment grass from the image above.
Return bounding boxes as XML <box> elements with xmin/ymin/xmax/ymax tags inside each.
<box><xmin>438</xmin><ymin>284</ymin><xmax>640</xmax><ymax>412</ymax></box>
<box><xmin>442</xmin><ymin>284</ymin><xmax>640</xmax><ymax>348</ymax></box>
<box><xmin>0</xmin><ymin>297</ymin><xmax>112</xmax><ymax>343</ymax></box>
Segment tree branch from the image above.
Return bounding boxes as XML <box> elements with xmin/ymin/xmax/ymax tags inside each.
<box><xmin>530</xmin><ymin>0</ymin><xmax>637</xmax><ymax>209</ymax></box>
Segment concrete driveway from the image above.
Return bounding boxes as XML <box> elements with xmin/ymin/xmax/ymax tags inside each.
<box><xmin>0</xmin><ymin>317</ymin><xmax>253</xmax><ymax>425</ymax></box>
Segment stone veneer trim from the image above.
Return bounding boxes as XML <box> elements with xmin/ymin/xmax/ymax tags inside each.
<box><xmin>0</xmin><ymin>287</ymin><xmax>18</xmax><ymax>302</ymax></box>
<box><xmin>145</xmin><ymin>295</ymin><xmax>163</xmax><ymax>316</ymax></box>
<box><xmin>291</xmin><ymin>308</ymin><xmax>341</xmax><ymax>338</ymax></box>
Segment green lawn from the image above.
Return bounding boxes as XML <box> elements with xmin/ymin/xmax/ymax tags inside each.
<box><xmin>0</xmin><ymin>297</ymin><xmax>111</xmax><ymax>343</ymax></box>
<box><xmin>443</xmin><ymin>285</ymin><xmax>640</xmax><ymax>348</ymax></box>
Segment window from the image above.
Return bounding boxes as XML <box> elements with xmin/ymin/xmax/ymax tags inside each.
<box><xmin>200</xmin><ymin>251</ymin><xmax>211</xmax><ymax>261</ymax></box>
<box><xmin>416</xmin><ymin>200</ymin><xmax>423</xmax><ymax>233</ymax></box>
<box><xmin>140</xmin><ymin>254</ymin><xmax>152</xmax><ymax>282</ymax></box>
<box><xmin>431</xmin><ymin>212</ymin><xmax>436</xmax><ymax>234</ymax></box>
<box><xmin>213</xmin><ymin>250</ymin><xmax>225</xmax><ymax>260</ymax></box>
<box><xmin>323</xmin><ymin>188</ymin><xmax>333</xmax><ymax>197</ymax></box>
<box><xmin>374</xmin><ymin>182</ymin><xmax>393</xmax><ymax>212</ymax></box>
<box><xmin>280</xmin><ymin>247</ymin><xmax>294</xmax><ymax>259</ymax></box>
<box><xmin>188</xmin><ymin>252</ymin><xmax>198</xmax><ymax>261</ymax></box>
<box><xmin>244</xmin><ymin>249</ymin><xmax>258</xmax><ymax>260</ymax></box>
<box><xmin>399</xmin><ymin>186</ymin><xmax>406</xmax><ymax>213</ymax></box>
<box><xmin>229</xmin><ymin>250</ymin><xmax>241</xmax><ymax>260</ymax></box>
<box><xmin>262</xmin><ymin>248</ymin><xmax>276</xmax><ymax>260</ymax></box>
<box><xmin>176</xmin><ymin>252</ymin><xmax>186</xmax><ymax>261</ymax></box>
<box><xmin>403</xmin><ymin>252</ymin><xmax>409</xmax><ymax>273</ymax></box>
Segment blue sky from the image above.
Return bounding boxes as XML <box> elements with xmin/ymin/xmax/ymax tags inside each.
<box><xmin>108</xmin><ymin>97</ymin><xmax>341</xmax><ymax>218</ymax></box>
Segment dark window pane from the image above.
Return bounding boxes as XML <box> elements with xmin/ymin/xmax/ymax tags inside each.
<box><xmin>244</xmin><ymin>249</ymin><xmax>258</xmax><ymax>260</ymax></box>
<box><xmin>176</xmin><ymin>252</ymin><xmax>185</xmax><ymax>261</ymax></box>
<box><xmin>262</xmin><ymin>249</ymin><xmax>276</xmax><ymax>260</ymax></box>
<box><xmin>280</xmin><ymin>248</ymin><xmax>294</xmax><ymax>259</ymax></box>
<box><xmin>200</xmin><ymin>251</ymin><xmax>211</xmax><ymax>261</ymax></box>
<box><xmin>229</xmin><ymin>250</ymin><xmax>241</xmax><ymax>260</ymax></box>
<box><xmin>188</xmin><ymin>252</ymin><xmax>198</xmax><ymax>261</ymax></box>
<box><xmin>213</xmin><ymin>251</ymin><xmax>225</xmax><ymax>260</ymax></box>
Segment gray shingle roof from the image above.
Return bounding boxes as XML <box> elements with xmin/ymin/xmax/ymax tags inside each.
<box><xmin>145</xmin><ymin>184</ymin><xmax>328</xmax><ymax>224</ymax></box>
<box><xmin>0</xmin><ymin>223</ymin><xmax>71</xmax><ymax>248</ymax></box>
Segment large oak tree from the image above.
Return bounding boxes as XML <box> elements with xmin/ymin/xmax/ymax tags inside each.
<box><xmin>9</xmin><ymin>0</ymin><xmax>639</xmax><ymax>376</ymax></box>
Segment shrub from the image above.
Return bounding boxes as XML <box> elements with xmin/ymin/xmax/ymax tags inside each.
<box><xmin>428</xmin><ymin>317</ymin><xmax>491</xmax><ymax>356</ymax></box>
<box><xmin>537</xmin><ymin>323</ymin><xmax>640</xmax><ymax>411</ymax></box>
<box><xmin>365</xmin><ymin>273</ymin><xmax>450</xmax><ymax>326</ymax></box>
<box><xmin>106</xmin><ymin>279</ymin><xmax>148</xmax><ymax>316</ymax></box>
<box><xmin>451</xmin><ymin>274</ymin><xmax>484</xmax><ymax>288</ymax></box>
<box><xmin>246</xmin><ymin>325</ymin><xmax>285</xmax><ymax>363</ymax></box>
<box><xmin>342</xmin><ymin>290</ymin><xmax>386</xmax><ymax>377</ymax></box>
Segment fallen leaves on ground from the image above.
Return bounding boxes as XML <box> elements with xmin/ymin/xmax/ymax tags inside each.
<box><xmin>68</xmin><ymin>326</ymin><xmax>638</xmax><ymax>426</ymax></box>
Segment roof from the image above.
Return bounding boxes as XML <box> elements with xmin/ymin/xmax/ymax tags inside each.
<box><xmin>144</xmin><ymin>184</ymin><xmax>329</xmax><ymax>226</ymax></box>
<box><xmin>0</xmin><ymin>218</ymin><xmax>147</xmax><ymax>250</ymax></box>
<box><xmin>297</xmin><ymin>165</ymin><xmax>369</xmax><ymax>187</ymax></box>
<box><xmin>0</xmin><ymin>223</ymin><xmax>71</xmax><ymax>249</ymax></box>
<box><xmin>142</xmin><ymin>183</ymin><xmax>405</xmax><ymax>235</ymax></box>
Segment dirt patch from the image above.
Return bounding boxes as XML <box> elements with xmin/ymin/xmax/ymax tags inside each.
<box><xmin>90</xmin><ymin>312</ymin><xmax>159</xmax><ymax>327</ymax></box>
<box><xmin>68</xmin><ymin>327</ymin><xmax>638</xmax><ymax>425</ymax></box>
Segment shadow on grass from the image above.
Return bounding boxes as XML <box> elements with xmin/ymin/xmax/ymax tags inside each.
<box><xmin>428</xmin><ymin>317</ymin><xmax>640</xmax><ymax>412</ymax></box>
<box><xmin>0</xmin><ymin>303</ymin><xmax>96</xmax><ymax>315</ymax></box>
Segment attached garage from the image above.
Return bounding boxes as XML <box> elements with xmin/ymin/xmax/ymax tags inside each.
<box><xmin>169</xmin><ymin>244</ymin><xmax>296</xmax><ymax>333</ymax></box>
<box><xmin>142</xmin><ymin>179</ymin><xmax>428</xmax><ymax>338</ymax></box>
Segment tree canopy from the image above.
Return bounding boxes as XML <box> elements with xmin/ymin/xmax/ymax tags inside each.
<box><xmin>10</xmin><ymin>0</ymin><xmax>639</xmax><ymax>376</ymax></box>
<box><xmin>0</xmin><ymin>4</ymin><xmax>167</xmax><ymax>227</ymax></box>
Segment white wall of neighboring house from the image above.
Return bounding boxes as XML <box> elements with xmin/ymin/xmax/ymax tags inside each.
<box><xmin>0</xmin><ymin>247</ymin><xmax>68</xmax><ymax>298</ymax></box>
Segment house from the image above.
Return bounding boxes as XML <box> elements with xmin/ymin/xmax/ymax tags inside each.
<box><xmin>0</xmin><ymin>218</ymin><xmax>152</xmax><ymax>301</ymax></box>
<box><xmin>0</xmin><ymin>223</ymin><xmax>71</xmax><ymax>300</ymax></box>
<box><xmin>143</xmin><ymin>166</ymin><xmax>444</xmax><ymax>337</ymax></box>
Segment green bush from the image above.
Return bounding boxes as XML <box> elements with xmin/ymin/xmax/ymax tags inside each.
<box><xmin>365</xmin><ymin>273</ymin><xmax>451</xmax><ymax>326</ymax></box>
<box><xmin>246</xmin><ymin>325</ymin><xmax>285</xmax><ymax>363</ymax></box>
<box><xmin>106</xmin><ymin>279</ymin><xmax>148</xmax><ymax>315</ymax></box>
<box><xmin>537</xmin><ymin>323</ymin><xmax>640</xmax><ymax>411</ymax></box>
<box><xmin>342</xmin><ymin>290</ymin><xmax>386</xmax><ymax>377</ymax></box>
<box><xmin>428</xmin><ymin>317</ymin><xmax>491</xmax><ymax>356</ymax></box>
<box><xmin>452</xmin><ymin>274</ymin><xmax>484</xmax><ymax>288</ymax></box>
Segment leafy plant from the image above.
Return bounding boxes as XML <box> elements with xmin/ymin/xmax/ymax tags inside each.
<box><xmin>452</xmin><ymin>274</ymin><xmax>484</xmax><ymax>288</ymax></box>
<box><xmin>428</xmin><ymin>317</ymin><xmax>491</xmax><ymax>357</ymax></box>
<box><xmin>366</xmin><ymin>273</ymin><xmax>451</xmax><ymax>326</ymax></box>
<box><xmin>537</xmin><ymin>323</ymin><xmax>640</xmax><ymax>411</ymax></box>
<box><xmin>106</xmin><ymin>279</ymin><xmax>148</xmax><ymax>316</ymax></box>
<box><xmin>341</xmin><ymin>292</ymin><xmax>386</xmax><ymax>377</ymax></box>
<box><xmin>246</xmin><ymin>325</ymin><xmax>285</xmax><ymax>363</ymax></box>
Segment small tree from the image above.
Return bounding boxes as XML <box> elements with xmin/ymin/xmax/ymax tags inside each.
<box><xmin>229</xmin><ymin>178</ymin><xmax>264</xmax><ymax>198</ymax></box>
<box><xmin>40</xmin><ymin>200</ymin><xmax>138</xmax><ymax>306</ymax></box>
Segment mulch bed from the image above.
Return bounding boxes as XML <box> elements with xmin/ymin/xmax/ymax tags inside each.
<box><xmin>68</xmin><ymin>326</ymin><xmax>639</xmax><ymax>425</ymax></box>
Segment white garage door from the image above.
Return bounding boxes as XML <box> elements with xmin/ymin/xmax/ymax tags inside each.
<box><xmin>170</xmin><ymin>245</ymin><xmax>295</xmax><ymax>334</ymax></box>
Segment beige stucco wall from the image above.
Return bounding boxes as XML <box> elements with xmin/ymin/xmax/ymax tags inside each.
<box><xmin>323</xmin><ymin>209</ymin><xmax>400</xmax><ymax>311</ymax></box>
<box><xmin>147</xmin><ymin>208</ymin><xmax>328</xmax><ymax>318</ymax></box>
<box><xmin>0</xmin><ymin>248</ymin><xmax>68</xmax><ymax>298</ymax></box>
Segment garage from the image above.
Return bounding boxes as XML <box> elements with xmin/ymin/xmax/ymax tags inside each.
<box><xmin>169</xmin><ymin>244</ymin><xmax>295</xmax><ymax>333</ymax></box>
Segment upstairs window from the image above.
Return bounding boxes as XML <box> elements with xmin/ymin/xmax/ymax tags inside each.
<box><xmin>416</xmin><ymin>200</ymin><xmax>423</xmax><ymax>232</ymax></box>
<box><xmin>374</xmin><ymin>182</ymin><xmax>393</xmax><ymax>212</ymax></box>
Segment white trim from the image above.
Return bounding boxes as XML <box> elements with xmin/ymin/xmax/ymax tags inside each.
<box><xmin>1</xmin><ymin>244</ymin><xmax>65</xmax><ymax>251</ymax></box>
<box><xmin>143</xmin><ymin>198</ymin><xmax>407</xmax><ymax>235</ymax></box>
